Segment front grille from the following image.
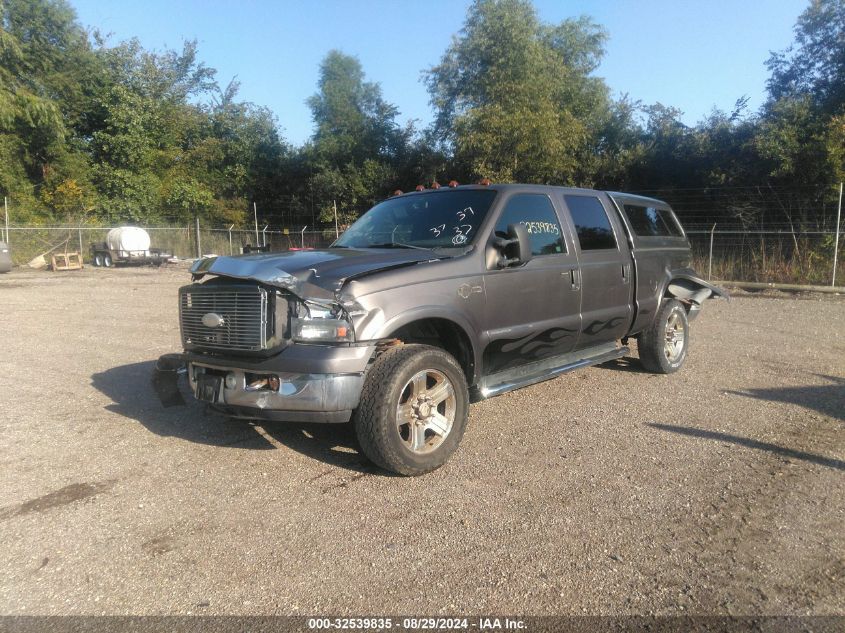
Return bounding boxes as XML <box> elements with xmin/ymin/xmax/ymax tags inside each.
<box><xmin>180</xmin><ymin>284</ymin><xmax>269</xmax><ymax>352</ymax></box>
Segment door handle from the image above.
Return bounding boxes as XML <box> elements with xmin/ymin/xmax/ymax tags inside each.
<box><xmin>565</xmin><ymin>268</ymin><xmax>581</xmax><ymax>291</ymax></box>
<box><xmin>622</xmin><ymin>263</ymin><xmax>631</xmax><ymax>284</ymax></box>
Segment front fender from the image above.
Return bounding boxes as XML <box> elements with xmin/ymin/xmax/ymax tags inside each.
<box><xmin>372</xmin><ymin>306</ymin><xmax>482</xmax><ymax>384</ymax></box>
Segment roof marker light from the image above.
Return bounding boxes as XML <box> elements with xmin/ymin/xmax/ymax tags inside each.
<box><xmin>448</xmin><ymin>180</ymin><xmax>459</xmax><ymax>188</ymax></box>
<box><xmin>479</xmin><ymin>178</ymin><xmax>491</xmax><ymax>186</ymax></box>
<box><xmin>430</xmin><ymin>181</ymin><xmax>441</xmax><ymax>189</ymax></box>
<box><xmin>415</xmin><ymin>185</ymin><xmax>425</xmax><ymax>191</ymax></box>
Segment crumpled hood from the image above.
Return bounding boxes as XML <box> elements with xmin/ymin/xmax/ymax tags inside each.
<box><xmin>191</xmin><ymin>248</ymin><xmax>440</xmax><ymax>299</ymax></box>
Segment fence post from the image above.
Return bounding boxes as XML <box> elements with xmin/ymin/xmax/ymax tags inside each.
<box><xmin>253</xmin><ymin>202</ymin><xmax>259</xmax><ymax>246</ymax></box>
<box><xmin>834</xmin><ymin>182</ymin><xmax>843</xmax><ymax>287</ymax></box>
<box><xmin>195</xmin><ymin>216</ymin><xmax>202</xmax><ymax>259</ymax></box>
<box><xmin>228</xmin><ymin>224</ymin><xmax>234</xmax><ymax>255</ymax></box>
<box><xmin>708</xmin><ymin>223</ymin><xmax>716</xmax><ymax>281</ymax></box>
<box><xmin>78</xmin><ymin>228</ymin><xmax>83</xmax><ymax>256</ymax></box>
<box><xmin>262</xmin><ymin>224</ymin><xmax>268</xmax><ymax>247</ymax></box>
<box><xmin>3</xmin><ymin>196</ymin><xmax>8</xmax><ymax>244</ymax></box>
<box><xmin>300</xmin><ymin>225</ymin><xmax>307</xmax><ymax>249</ymax></box>
<box><xmin>333</xmin><ymin>200</ymin><xmax>339</xmax><ymax>239</ymax></box>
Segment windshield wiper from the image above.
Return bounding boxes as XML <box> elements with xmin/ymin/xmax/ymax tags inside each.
<box><xmin>366</xmin><ymin>242</ymin><xmax>432</xmax><ymax>251</ymax></box>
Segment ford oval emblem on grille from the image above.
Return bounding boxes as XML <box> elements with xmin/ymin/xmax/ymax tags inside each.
<box><xmin>202</xmin><ymin>312</ymin><xmax>225</xmax><ymax>328</ymax></box>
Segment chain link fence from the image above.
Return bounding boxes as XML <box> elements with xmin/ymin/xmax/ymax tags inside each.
<box><xmin>687</xmin><ymin>229</ymin><xmax>841</xmax><ymax>286</ymax></box>
<box><xmin>0</xmin><ymin>187</ymin><xmax>845</xmax><ymax>285</ymax></box>
<box><xmin>1</xmin><ymin>225</ymin><xmax>339</xmax><ymax>264</ymax></box>
<box><xmin>5</xmin><ymin>223</ymin><xmax>841</xmax><ymax>286</ymax></box>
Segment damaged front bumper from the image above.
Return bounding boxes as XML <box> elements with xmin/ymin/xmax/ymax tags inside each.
<box><xmin>152</xmin><ymin>345</ymin><xmax>374</xmax><ymax>423</ymax></box>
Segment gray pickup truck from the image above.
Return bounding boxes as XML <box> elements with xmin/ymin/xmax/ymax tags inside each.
<box><xmin>154</xmin><ymin>184</ymin><xmax>726</xmax><ymax>475</ymax></box>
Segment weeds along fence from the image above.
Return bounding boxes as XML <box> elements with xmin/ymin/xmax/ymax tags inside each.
<box><xmin>687</xmin><ymin>228</ymin><xmax>842</xmax><ymax>286</ymax></box>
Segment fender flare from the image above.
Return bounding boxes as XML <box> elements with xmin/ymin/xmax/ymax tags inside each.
<box><xmin>663</xmin><ymin>274</ymin><xmax>729</xmax><ymax>321</ymax></box>
<box><xmin>668</xmin><ymin>274</ymin><xmax>730</xmax><ymax>300</ymax></box>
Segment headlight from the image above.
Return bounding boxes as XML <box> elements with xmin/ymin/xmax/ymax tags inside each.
<box><xmin>292</xmin><ymin>300</ymin><xmax>354</xmax><ymax>343</ymax></box>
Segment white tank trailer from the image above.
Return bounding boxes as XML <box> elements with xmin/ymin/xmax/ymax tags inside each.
<box><xmin>90</xmin><ymin>227</ymin><xmax>172</xmax><ymax>267</ymax></box>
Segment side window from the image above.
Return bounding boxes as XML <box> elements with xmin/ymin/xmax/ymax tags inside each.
<box><xmin>624</xmin><ymin>204</ymin><xmax>669</xmax><ymax>236</ymax></box>
<box><xmin>658</xmin><ymin>208</ymin><xmax>683</xmax><ymax>236</ymax></box>
<box><xmin>495</xmin><ymin>194</ymin><xmax>565</xmax><ymax>256</ymax></box>
<box><xmin>564</xmin><ymin>195</ymin><xmax>618</xmax><ymax>250</ymax></box>
<box><xmin>623</xmin><ymin>204</ymin><xmax>682</xmax><ymax>237</ymax></box>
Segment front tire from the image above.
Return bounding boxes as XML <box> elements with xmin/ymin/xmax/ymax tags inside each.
<box><xmin>93</xmin><ymin>253</ymin><xmax>103</xmax><ymax>267</ymax></box>
<box><xmin>353</xmin><ymin>344</ymin><xmax>469</xmax><ymax>476</ymax></box>
<box><xmin>637</xmin><ymin>298</ymin><xmax>689</xmax><ymax>374</ymax></box>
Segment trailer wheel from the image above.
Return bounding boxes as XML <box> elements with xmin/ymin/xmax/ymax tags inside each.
<box><xmin>93</xmin><ymin>253</ymin><xmax>103</xmax><ymax>267</ymax></box>
<box><xmin>103</xmin><ymin>254</ymin><xmax>113</xmax><ymax>267</ymax></box>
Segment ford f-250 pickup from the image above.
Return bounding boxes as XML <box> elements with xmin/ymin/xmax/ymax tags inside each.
<box><xmin>153</xmin><ymin>183</ymin><xmax>727</xmax><ymax>475</ymax></box>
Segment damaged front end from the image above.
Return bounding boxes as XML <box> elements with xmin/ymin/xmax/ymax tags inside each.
<box><xmin>150</xmin><ymin>250</ymin><xmax>416</xmax><ymax>421</ymax></box>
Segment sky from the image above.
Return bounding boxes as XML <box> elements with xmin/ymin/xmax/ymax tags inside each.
<box><xmin>69</xmin><ymin>0</ymin><xmax>809</xmax><ymax>146</ymax></box>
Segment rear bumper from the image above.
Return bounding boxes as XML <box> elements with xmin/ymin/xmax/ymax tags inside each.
<box><xmin>152</xmin><ymin>346</ymin><xmax>374</xmax><ymax>424</ymax></box>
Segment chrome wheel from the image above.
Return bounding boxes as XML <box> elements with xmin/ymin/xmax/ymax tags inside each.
<box><xmin>664</xmin><ymin>310</ymin><xmax>686</xmax><ymax>363</ymax></box>
<box><xmin>396</xmin><ymin>369</ymin><xmax>456</xmax><ymax>454</ymax></box>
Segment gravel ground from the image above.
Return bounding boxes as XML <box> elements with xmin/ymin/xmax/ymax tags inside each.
<box><xmin>0</xmin><ymin>266</ymin><xmax>842</xmax><ymax>616</ymax></box>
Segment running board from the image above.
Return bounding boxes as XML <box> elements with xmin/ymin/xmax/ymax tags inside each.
<box><xmin>473</xmin><ymin>343</ymin><xmax>629</xmax><ymax>401</ymax></box>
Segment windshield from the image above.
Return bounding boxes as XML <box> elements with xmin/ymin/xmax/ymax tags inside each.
<box><xmin>334</xmin><ymin>189</ymin><xmax>498</xmax><ymax>250</ymax></box>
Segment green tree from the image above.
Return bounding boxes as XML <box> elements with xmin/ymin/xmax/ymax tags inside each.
<box><xmin>767</xmin><ymin>0</ymin><xmax>845</xmax><ymax>116</ymax></box>
<box><xmin>306</xmin><ymin>50</ymin><xmax>404</xmax><ymax>223</ymax></box>
<box><xmin>89</xmin><ymin>38</ymin><xmax>219</xmax><ymax>221</ymax></box>
<box><xmin>307</xmin><ymin>50</ymin><xmax>402</xmax><ymax>165</ymax></box>
<box><xmin>424</xmin><ymin>0</ymin><xmax>611</xmax><ymax>184</ymax></box>
<box><xmin>0</xmin><ymin>0</ymin><xmax>98</xmax><ymax>217</ymax></box>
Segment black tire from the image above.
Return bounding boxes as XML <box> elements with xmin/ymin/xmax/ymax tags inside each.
<box><xmin>93</xmin><ymin>253</ymin><xmax>103</xmax><ymax>267</ymax></box>
<box><xmin>352</xmin><ymin>344</ymin><xmax>469</xmax><ymax>476</ymax></box>
<box><xmin>103</xmin><ymin>253</ymin><xmax>113</xmax><ymax>267</ymax></box>
<box><xmin>637</xmin><ymin>298</ymin><xmax>689</xmax><ymax>374</ymax></box>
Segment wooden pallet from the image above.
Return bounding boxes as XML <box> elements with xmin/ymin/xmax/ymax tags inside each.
<box><xmin>51</xmin><ymin>252</ymin><xmax>84</xmax><ymax>271</ymax></box>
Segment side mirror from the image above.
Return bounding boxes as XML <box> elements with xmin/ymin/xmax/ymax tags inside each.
<box><xmin>507</xmin><ymin>223</ymin><xmax>532</xmax><ymax>266</ymax></box>
<box><xmin>490</xmin><ymin>223</ymin><xmax>533</xmax><ymax>268</ymax></box>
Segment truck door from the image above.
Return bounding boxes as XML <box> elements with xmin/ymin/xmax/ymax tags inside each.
<box><xmin>482</xmin><ymin>192</ymin><xmax>581</xmax><ymax>375</ymax></box>
<box><xmin>558</xmin><ymin>193</ymin><xmax>634</xmax><ymax>349</ymax></box>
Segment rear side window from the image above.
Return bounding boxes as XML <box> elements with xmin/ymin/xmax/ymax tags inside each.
<box><xmin>495</xmin><ymin>194</ymin><xmax>565</xmax><ymax>256</ymax></box>
<box><xmin>563</xmin><ymin>195</ymin><xmax>617</xmax><ymax>250</ymax></box>
<box><xmin>624</xmin><ymin>204</ymin><xmax>683</xmax><ymax>237</ymax></box>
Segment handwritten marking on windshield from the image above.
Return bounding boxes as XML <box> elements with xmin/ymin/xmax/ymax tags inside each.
<box><xmin>429</xmin><ymin>223</ymin><xmax>446</xmax><ymax>237</ymax></box>
<box><xmin>452</xmin><ymin>234</ymin><xmax>468</xmax><ymax>245</ymax></box>
<box><xmin>456</xmin><ymin>207</ymin><xmax>475</xmax><ymax>221</ymax></box>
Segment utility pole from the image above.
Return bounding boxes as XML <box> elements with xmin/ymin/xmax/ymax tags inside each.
<box><xmin>253</xmin><ymin>202</ymin><xmax>259</xmax><ymax>246</ymax></box>
<box><xmin>333</xmin><ymin>200</ymin><xmax>339</xmax><ymax>239</ymax></box>
<box><xmin>4</xmin><ymin>196</ymin><xmax>8</xmax><ymax>244</ymax></box>
<box><xmin>834</xmin><ymin>182</ymin><xmax>843</xmax><ymax>287</ymax></box>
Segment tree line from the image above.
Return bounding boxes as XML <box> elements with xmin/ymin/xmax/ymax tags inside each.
<box><xmin>1</xmin><ymin>0</ymin><xmax>843</xmax><ymax>231</ymax></box>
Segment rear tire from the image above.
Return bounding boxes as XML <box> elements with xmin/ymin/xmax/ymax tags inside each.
<box><xmin>637</xmin><ymin>298</ymin><xmax>689</xmax><ymax>374</ymax></box>
<box><xmin>103</xmin><ymin>253</ymin><xmax>113</xmax><ymax>267</ymax></box>
<box><xmin>352</xmin><ymin>344</ymin><xmax>469</xmax><ymax>476</ymax></box>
